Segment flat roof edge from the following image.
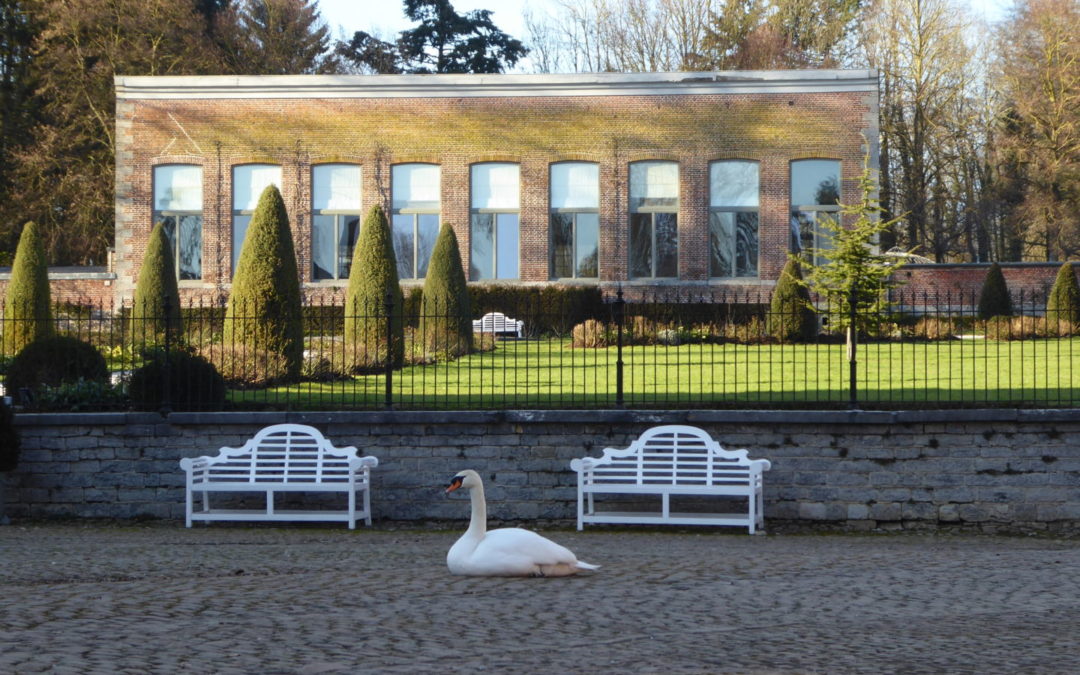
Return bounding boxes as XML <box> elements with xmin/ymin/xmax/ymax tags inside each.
<box><xmin>115</xmin><ymin>70</ymin><xmax>879</xmax><ymax>100</ymax></box>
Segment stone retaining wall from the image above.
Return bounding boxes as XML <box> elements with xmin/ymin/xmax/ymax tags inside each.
<box><xmin>4</xmin><ymin>410</ymin><xmax>1080</xmax><ymax>533</ymax></box>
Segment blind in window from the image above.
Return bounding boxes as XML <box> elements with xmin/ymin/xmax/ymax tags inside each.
<box><xmin>550</xmin><ymin>162</ymin><xmax>599</xmax><ymax>210</ymax></box>
<box><xmin>471</xmin><ymin>163</ymin><xmax>520</xmax><ymax>209</ymax></box>
<box><xmin>392</xmin><ymin>164</ymin><xmax>440</xmax><ymax>210</ymax></box>
<box><xmin>154</xmin><ymin>165</ymin><xmax>203</xmax><ymax>211</ymax></box>
<box><xmin>630</xmin><ymin>161</ymin><xmax>679</xmax><ymax>207</ymax></box>
<box><xmin>710</xmin><ymin>161</ymin><xmax>759</xmax><ymax>208</ymax></box>
<box><xmin>313</xmin><ymin>164</ymin><xmax>361</xmax><ymax>211</ymax></box>
<box><xmin>233</xmin><ymin>165</ymin><xmax>282</xmax><ymax>210</ymax></box>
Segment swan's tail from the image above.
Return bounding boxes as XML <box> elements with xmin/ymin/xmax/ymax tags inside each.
<box><xmin>575</xmin><ymin>560</ymin><xmax>601</xmax><ymax>571</ymax></box>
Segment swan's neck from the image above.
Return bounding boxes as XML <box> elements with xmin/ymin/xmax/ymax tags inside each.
<box><xmin>467</xmin><ymin>482</ymin><xmax>487</xmax><ymax>539</ymax></box>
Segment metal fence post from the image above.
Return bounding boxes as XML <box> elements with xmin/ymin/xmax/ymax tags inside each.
<box><xmin>615</xmin><ymin>286</ymin><xmax>625</xmax><ymax>409</ymax></box>
<box><xmin>161</xmin><ymin>293</ymin><xmax>172</xmax><ymax>418</ymax></box>
<box><xmin>384</xmin><ymin>290</ymin><xmax>394</xmax><ymax>411</ymax></box>
<box><xmin>848</xmin><ymin>286</ymin><xmax>858</xmax><ymax>411</ymax></box>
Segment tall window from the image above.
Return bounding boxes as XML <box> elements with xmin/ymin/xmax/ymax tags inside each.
<box><xmin>232</xmin><ymin>164</ymin><xmax>282</xmax><ymax>272</ymax></box>
<box><xmin>391</xmin><ymin>163</ymin><xmax>440</xmax><ymax>280</ymax></box>
<box><xmin>790</xmin><ymin>159</ymin><xmax>841</xmax><ymax>266</ymax></box>
<box><xmin>470</xmin><ymin>163</ymin><xmax>519</xmax><ymax>280</ymax></box>
<box><xmin>153</xmin><ymin>165</ymin><xmax>203</xmax><ymax>280</ymax></box>
<box><xmin>710</xmin><ymin>161</ymin><xmax>759</xmax><ymax>278</ymax></box>
<box><xmin>550</xmin><ymin>162</ymin><xmax>599</xmax><ymax>279</ymax></box>
<box><xmin>629</xmin><ymin>161</ymin><xmax>679</xmax><ymax>279</ymax></box>
<box><xmin>312</xmin><ymin>164</ymin><xmax>361</xmax><ymax>280</ymax></box>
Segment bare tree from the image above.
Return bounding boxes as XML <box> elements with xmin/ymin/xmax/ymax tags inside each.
<box><xmin>995</xmin><ymin>0</ymin><xmax>1080</xmax><ymax>261</ymax></box>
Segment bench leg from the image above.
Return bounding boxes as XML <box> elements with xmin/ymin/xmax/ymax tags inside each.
<box><xmin>348</xmin><ymin>489</ymin><xmax>356</xmax><ymax>530</ymax></box>
<box><xmin>266</xmin><ymin>490</ymin><xmax>274</xmax><ymax>518</ymax></box>
<box><xmin>185</xmin><ymin>488</ymin><xmax>193</xmax><ymax>528</ymax></box>
<box><xmin>576</xmin><ymin>481</ymin><xmax>583</xmax><ymax>531</ymax></box>
<box><xmin>363</xmin><ymin>485</ymin><xmax>372</xmax><ymax>527</ymax></box>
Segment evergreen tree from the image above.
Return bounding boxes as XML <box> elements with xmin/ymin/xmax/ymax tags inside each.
<box><xmin>2</xmin><ymin>221</ymin><xmax>52</xmax><ymax>356</ymax></box>
<box><xmin>801</xmin><ymin>164</ymin><xmax>905</xmax><ymax>335</ymax></box>
<box><xmin>130</xmin><ymin>222</ymin><xmax>182</xmax><ymax>346</ymax></box>
<box><xmin>344</xmin><ymin>204</ymin><xmax>404</xmax><ymax>371</ymax></box>
<box><xmin>224</xmin><ymin>0</ymin><xmax>338</xmax><ymax>74</ymax></box>
<box><xmin>977</xmin><ymin>262</ymin><xmax>1013</xmax><ymax>319</ymax></box>
<box><xmin>1045</xmin><ymin>262</ymin><xmax>1080</xmax><ymax>331</ymax></box>
<box><xmin>420</xmin><ymin>223</ymin><xmax>472</xmax><ymax>358</ymax></box>
<box><xmin>338</xmin><ymin>0</ymin><xmax>526</xmax><ymax>74</ymax></box>
<box><xmin>767</xmin><ymin>258</ymin><xmax>816</xmax><ymax>342</ymax></box>
<box><xmin>223</xmin><ymin>184</ymin><xmax>303</xmax><ymax>381</ymax></box>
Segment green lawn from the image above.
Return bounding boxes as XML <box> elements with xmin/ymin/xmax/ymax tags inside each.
<box><xmin>229</xmin><ymin>336</ymin><xmax>1080</xmax><ymax>410</ymax></box>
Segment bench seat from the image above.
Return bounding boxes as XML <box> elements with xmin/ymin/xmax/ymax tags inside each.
<box><xmin>179</xmin><ymin>423</ymin><xmax>378</xmax><ymax>529</ymax></box>
<box><xmin>570</xmin><ymin>425</ymin><xmax>770</xmax><ymax>533</ymax></box>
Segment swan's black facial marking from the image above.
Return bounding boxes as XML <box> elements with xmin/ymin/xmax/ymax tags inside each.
<box><xmin>446</xmin><ymin>475</ymin><xmax>465</xmax><ymax>493</ymax></box>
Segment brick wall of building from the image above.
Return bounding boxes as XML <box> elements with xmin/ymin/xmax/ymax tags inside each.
<box><xmin>112</xmin><ymin>72</ymin><xmax>879</xmax><ymax>306</ymax></box>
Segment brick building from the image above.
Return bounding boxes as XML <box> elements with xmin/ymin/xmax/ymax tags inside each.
<box><xmin>111</xmin><ymin>70</ymin><xmax>879</xmax><ymax>305</ymax></box>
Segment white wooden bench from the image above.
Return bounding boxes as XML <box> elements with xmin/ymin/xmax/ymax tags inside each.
<box><xmin>570</xmin><ymin>425</ymin><xmax>771</xmax><ymax>533</ymax></box>
<box><xmin>472</xmin><ymin>311</ymin><xmax>524</xmax><ymax>338</ymax></box>
<box><xmin>179</xmin><ymin>423</ymin><xmax>378</xmax><ymax>529</ymax></box>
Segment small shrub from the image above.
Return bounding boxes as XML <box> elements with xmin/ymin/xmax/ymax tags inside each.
<box><xmin>420</xmin><ymin>224</ymin><xmax>472</xmax><ymax>359</ymax></box>
<box><xmin>571</xmin><ymin>319</ymin><xmax>615</xmax><ymax>348</ymax></box>
<box><xmin>344</xmin><ymin>204</ymin><xmax>404</xmax><ymax>370</ymax></box>
<box><xmin>129</xmin><ymin>348</ymin><xmax>226</xmax><ymax>411</ymax></box>
<box><xmin>913</xmin><ymin>317</ymin><xmax>957</xmax><ymax>340</ymax></box>
<box><xmin>36</xmin><ymin>379</ymin><xmax>127</xmax><ymax>412</ymax></box>
<box><xmin>205</xmin><ymin>343</ymin><xmax>290</xmax><ymax>389</ymax></box>
<box><xmin>0</xmin><ymin>397</ymin><xmax>19</xmax><ymax>472</ymax></box>
<box><xmin>977</xmin><ymin>263</ymin><xmax>1013</xmax><ymax>319</ymax></box>
<box><xmin>6</xmin><ymin>336</ymin><xmax>109</xmax><ymax>405</ymax></box>
<box><xmin>130</xmin><ymin>222</ymin><xmax>183</xmax><ymax>346</ymax></box>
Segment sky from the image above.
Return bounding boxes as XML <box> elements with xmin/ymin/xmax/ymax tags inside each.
<box><xmin>319</xmin><ymin>0</ymin><xmax>1013</xmax><ymax>67</ymax></box>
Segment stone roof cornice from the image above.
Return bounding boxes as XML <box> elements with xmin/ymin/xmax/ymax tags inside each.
<box><xmin>115</xmin><ymin>70</ymin><xmax>879</xmax><ymax>100</ymax></box>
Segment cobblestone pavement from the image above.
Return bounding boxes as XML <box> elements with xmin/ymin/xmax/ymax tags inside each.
<box><xmin>1</xmin><ymin>522</ymin><xmax>1079</xmax><ymax>674</ymax></box>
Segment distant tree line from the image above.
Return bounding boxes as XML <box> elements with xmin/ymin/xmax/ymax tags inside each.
<box><xmin>1</xmin><ymin>0</ymin><xmax>1076</xmax><ymax>268</ymax></box>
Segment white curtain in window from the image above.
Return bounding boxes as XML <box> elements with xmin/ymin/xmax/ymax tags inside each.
<box><xmin>710</xmin><ymin>161</ymin><xmax>759</xmax><ymax>207</ymax></box>
<box><xmin>392</xmin><ymin>164</ymin><xmax>440</xmax><ymax>209</ymax></box>
<box><xmin>550</xmin><ymin>162</ymin><xmax>599</xmax><ymax>209</ymax></box>
<box><xmin>233</xmin><ymin>165</ymin><xmax>282</xmax><ymax>210</ymax></box>
<box><xmin>630</xmin><ymin>161</ymin><xmax>679</xmax><ymax>202</ymax></box>
<box><xmin>313</xmin><ymin>164</ymin><xmax>361</xmax><ymax>211</ymax></box>
<box><xmin>471</xmin><ymin>163</ymin><xmax>520</xmax><ymax>209</ymax></box>
<box><xmin>154</xmin><ymin>165</ymin><xmax>203</xmax><ymax>211</ymax></box>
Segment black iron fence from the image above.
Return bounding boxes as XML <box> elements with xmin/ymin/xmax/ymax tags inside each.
<box><xmin>3</xmin><ymin>289</ymin><xmax>1078</xmax><ymax>412</ymax></box>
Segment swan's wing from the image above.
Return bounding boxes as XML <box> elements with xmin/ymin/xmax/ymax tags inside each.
<box><xmin>477</xmin><ymin>528</ymin><xmax>581</xmax><ymax>566</ymax></box>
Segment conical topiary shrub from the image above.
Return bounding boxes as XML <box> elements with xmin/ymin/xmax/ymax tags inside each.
<box><xmin>1045</xmin><ymin>262</ymin><xmax>1080</xmax><ymax>334</ymax></box>
<box><xmin>344</xmin><ymin>204</ymin><xmax>404</xmax><ymax>372</ymax></box>
<box><xmin>222</xmin><ymin>184</ymin><xmax>303</xmax><ymax>382</ymax></box>
<box><xmin>420</xmin><ymin>224</ymin><xmax>472</xmax><ymax>359</ymax></box>
<box><xmin>2</xmin><ymin>222</ymin><xmax>52</xmax><ymax>356</ymax></box>
<box><xmin>977</xmin><ymin>262</ymin><xmax>1013</xmax><ymax>319</ymax></box>
<box><xmin>767</xmin><ymin>258</ymin><xmax>817</xmax><ymax>342</ymax></box>
<box><xmin>130</xmin><ymin>223</ymin><xmax>182</xmax><ymax>348</ymax></box>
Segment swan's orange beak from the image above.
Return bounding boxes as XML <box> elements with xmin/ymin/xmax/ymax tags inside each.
<box><xmin>446</xmin><ymin>476</ymin><xmax>464</xmax><ymax>494</ymax></box>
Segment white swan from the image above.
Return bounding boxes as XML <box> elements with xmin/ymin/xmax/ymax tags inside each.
<box><xmin>445</xmin><ymin>470</ymin><xmax>600</xmax><ymax>577</ymax></box>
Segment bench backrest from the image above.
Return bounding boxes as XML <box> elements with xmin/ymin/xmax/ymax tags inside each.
<box><xmin>184</xmin><ymin>424</ymin><xmax>371</xmax><ymax>484</ymax></box>
<box><xmin>572</xmin><ymin>425</ymin><xmax>769</xmax><ymax>487</ymax></box>
<box><xmin>474</xmin><ymin>312</ymin><xmax>520</xmax><ymax>332</ymax></box>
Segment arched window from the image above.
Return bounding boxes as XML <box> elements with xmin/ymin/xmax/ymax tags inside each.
<box><xmin>312</xmin><ymin>164</ymin><xmax>361</xmax><ymax>280</ymax></box>
<box><xmin>550</xmin><ymin>162</ymin><xmax>599</xmax><ymax>279</ymax></box>
<box><xmin>629</xmin><ymin>161</ymin><xmax>678</xmax><ymax>279</ymax></box>
<box><xmin>470</xmin><ymin>163</ymin><xmax>520</xmax><ymax>280</ymax></box>
<box><xmin>790</xmin><ymin>159</ymin><xmax>841</xmax><ymax>266</ymax></box>
<box><xmin>709</xmin><ymin>161</ymin><xmax>759</xmax><ymax>279</ymax></box>
<box><xmin>391</xmin><ymin>163</ymin><xmax>440</xmax><ymax>279</ymax></box>
<box><xmin>152</xmin><ymin>165</ymin><xmax>203</xmax><ymax>280</ymax></box>
<box><xmin>232</xmin><ymin>164</ymin><xmax>282</xmax><ymax>273</ymax></box>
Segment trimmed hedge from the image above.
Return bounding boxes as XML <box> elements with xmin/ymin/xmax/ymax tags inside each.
<box><xmin>129</xmin><ymin>348</ymin><xmax>226</xmax><ymax>412</ymax></box>
<box><xmin>977</xmin><ymin>262</ymin><xmax>1013</xmax><ymax>319</ymax></box>
<box><xmin>344</xmin><ymin>204</ymin><xmax>403</xmax><ymax>371</ymax></box>
<box><xmin>130</xmin><ymin>222</ymin><xmax>182</xmax><ymax>345</ymax></box>
<box><xmin>420</xmin><ymin>224</ymin><xmax>473</xmax><ymax>358</ymax></box>
<box><xmin>1046</xmin><ymin>262</ymin><xmax>1080</xmax><ymax>330</ymax></box>
<box><xmin>767</xmin><ymin>259</ymin><xmax>817</xmax><ymax>341</ymax></box>
<box><xmin>2</xmin><ymin>221</ymin><xmax>52</xmax><ymax>356</ymax></box>
<box><xmin>223</xmin><ymin>184</ymin><xmax>303</xmax><ymax>382</ymax></box>
<box><xmin>5</xmin><ymin>335</ymin><xmax>109</xmax><ymax>405</ymax></box>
